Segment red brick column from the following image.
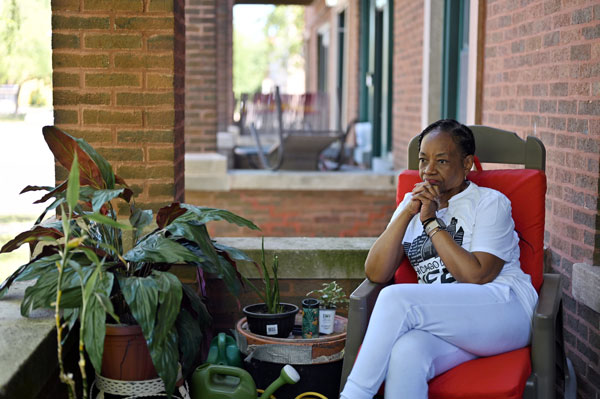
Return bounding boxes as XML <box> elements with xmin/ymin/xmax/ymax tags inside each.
<box><xmin>51</xmin><ymin>0</ymin><xmax>185</xmax><ymax>208</ymax></box>
<box><xmin>392</xmin><ymin>0</ymin><xmax>424</xmax><ymax>169</ymax></box>
<box><xmin>481</xmin><ymin>1</ymin><xmax>600</xmax><ymax>396</ymax></box>
<box><xmin>216</xmin><ymin>0</ymin><xmax>234</xmax><ymax>134</ymax></box>
<box><xmin>184</xmin><ymin>0</ymin><xmax>232</xmax><ymax>152</ymax></box>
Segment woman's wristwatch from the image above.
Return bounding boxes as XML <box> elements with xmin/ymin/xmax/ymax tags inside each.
<box><xmin>423</xmin><ymin>218</ymin><xmax>447</xmax><ymax>236</ymax></box>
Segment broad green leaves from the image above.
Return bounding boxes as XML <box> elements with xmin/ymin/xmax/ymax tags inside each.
<box><xmin>124</xmin><ymin>233</ymin><xmax>202</xmax><ymax>265</ymax></box>
<box><xmin>130</xmin><ymin>206</ymin><xmax>153</xmax><ymax>242</ymax></box>
<box><xmin>84</xmin><ymin>213</ymin><xmax>131</xmax><ymax>230</ymax></box>
<box><xmin>180</xmin><ymin>205</ymin><xmax>260</xmax><ymax>231</ymax></box>
<box><xmin>67</xmin><ymin>153</ymin><xmax>80</xmax><ymax>211</ymax></box>
<box><xmin>90</xmin><ymin>189</ymin><xmax>126</xmax><ymax>213</ymax></box>
<box><xmin>81</xmin><ymin>267</ymin><xmax>114</xmax><ymax>373</ymax></box>
<box><xmin>119</xmin><ymin>272</ymin><xmax>182</xmax><ymax>396</ymax></box>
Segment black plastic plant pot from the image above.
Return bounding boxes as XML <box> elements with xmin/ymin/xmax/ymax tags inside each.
<box><xmin>242</xmin><ymin>303</ymin><xmax>299</xmax><ymax>338</ymax></box>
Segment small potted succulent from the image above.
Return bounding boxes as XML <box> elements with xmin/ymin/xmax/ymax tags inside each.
<box><xmin>242</xmin><ymin>238</ymin><xmax>299</xmax><ymax>338</ymax></box>
<box><xmin>307</xmin><ymin>281</ymin><xmax>348</xmax><ymax>334</ymax></box>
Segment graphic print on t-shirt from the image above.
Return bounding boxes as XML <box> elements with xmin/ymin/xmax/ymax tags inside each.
<box><xmin>402</xmin><ymin>217</ymin><xmax>464</xmax><ymax>284</ymax></box>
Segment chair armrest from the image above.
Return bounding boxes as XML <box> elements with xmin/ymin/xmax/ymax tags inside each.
<box><xmin>340</xmin><ymin>278</ymin><xmax>388</xmax><ymax>392</ymax></box>
<box><xmin>529</xmin><ymin>273</ymin><xmax>562</xmax><ymax>399</ymax></box>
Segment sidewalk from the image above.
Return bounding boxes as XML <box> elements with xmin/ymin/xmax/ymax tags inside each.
<box><xmin>0</xmin><ymin>108</ymin><xmax>54</xmax><ymax>281</ymax></box>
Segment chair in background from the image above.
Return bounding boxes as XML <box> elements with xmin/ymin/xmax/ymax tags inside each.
<box><xmin>340</xmin><ymin>126</ymin><xmax>576</xmax><ymax>399</ymax></box>
<box><xmin>234</xmin><ymin>86</ymin><xmax>355</xmax><ymax>171</ymax></box>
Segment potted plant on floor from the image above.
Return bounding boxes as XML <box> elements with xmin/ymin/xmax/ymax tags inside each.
<box><xmin>242</xmin><ymin>238</ymin><xmax>299</xmax><ymax>338</ymax></box>
<box><xmin>0</xmin><ymin>126</ymin><xmax>259</xmax><ymax>397</ymax></box>
<box><xmin>307</xmin><ymin>281</ymin><xmax>348</xmax><ymax>334</ymax></box>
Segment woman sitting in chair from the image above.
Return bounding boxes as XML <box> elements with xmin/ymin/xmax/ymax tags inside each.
<box><xmin>341</xmin><ymin>119</ymin><xmax>538</xmax><ymax>399</ymax></box>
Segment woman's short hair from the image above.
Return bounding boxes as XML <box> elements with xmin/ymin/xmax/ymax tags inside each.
<box><xmin>418</xmin><ymin>119</ymin><xmax>475</xmax><ymax>158</ymax></box>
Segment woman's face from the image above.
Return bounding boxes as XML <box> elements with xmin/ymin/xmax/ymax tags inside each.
<box><xmin>418</xmin><ymin>130</ymin><xmax>474</xmax><ymax>200</ymax></box>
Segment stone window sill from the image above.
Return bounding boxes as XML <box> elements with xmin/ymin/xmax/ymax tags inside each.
<box><xmin>185</xmin><ymin>153</ymin><xmax>398</xmax><ymax>192</ymax></box>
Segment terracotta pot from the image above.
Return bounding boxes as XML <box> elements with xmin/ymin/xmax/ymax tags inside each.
<box><xmin>101</xmin><ymin>324</ymin><xmax>157</xmax><ymax>381</ymax></box>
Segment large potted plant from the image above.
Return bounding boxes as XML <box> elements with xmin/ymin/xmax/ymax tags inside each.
<box><xmin>0</xmin><ymin>126</ymin><xmax>259</xmax><ymax>397</ymax></box>
<box><xmin>242</xmin><ymin>238</ymin><xmax>298</xmax><ymax>338</ymax></box>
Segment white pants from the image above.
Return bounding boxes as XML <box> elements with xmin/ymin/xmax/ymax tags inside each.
<box><xmin>341</xmin><ymin>282</ymin><xmax>532</xmax><ymax>399</ymax></box>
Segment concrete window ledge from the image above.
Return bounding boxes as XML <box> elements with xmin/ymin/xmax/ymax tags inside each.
<box><xmin>0</xmin><ymin>282</ymin><xmax>69</xmax><ymax>399</ymax></box>
<box><xmin>170</xmin><ymin>237</ymin><xmax>376</xmax><ymax>282</ymax></box>
<box><xmin>184</xmin><ymin>153</ymin><xmax>398</xmax><ymax>192</ymax></box>
<box><xmin>572</xmin><ymin>263</ymin><xmax>600</xmax><ymax>313</ymax></box>
<box><xmin>216</xmin><ymin>237</ymin><xmax>376</xmax><ymax>279</ymax></box>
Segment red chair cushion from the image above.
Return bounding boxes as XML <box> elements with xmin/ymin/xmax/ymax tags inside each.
<box><xmin>428</xmin><ymin>347</ymin><xmax>532</xmax><ymax>399</ymax></box>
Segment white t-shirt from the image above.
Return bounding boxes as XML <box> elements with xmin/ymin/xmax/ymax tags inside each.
<box><xmin>389</xmin><ymin>181</ymin><xmax>538</xmax><ymax>319</ymax></box>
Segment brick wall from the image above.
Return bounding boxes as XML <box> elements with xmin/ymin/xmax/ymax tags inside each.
<box><xmin>216</xmin><ymin>0</ymin><xmax>234</xmax><ymax>134</ymax></box>
<box><xmin>185</xmin><ymin>189</ymin><xmax>396</xmax><ymax>237</ymax></box>
<box><xmin>51</xmin><ymin>0</ymin><xmax>186</xmax><ymax>208</ymax></box>
<box><xmin>481</xmin><ymin>1</ymin><xmax>600</xmax><ymax>397</ymax></box>
<box><xmin>184</xmin><ymin>0</ymin><xmax>232</xmax><ymax>153</ymax></box>
<box><xmin>184</xmin><ymin>0</ymin><xmax>225</xmax><ymax>152</ymax></box>
<box><xmin>305</xmin><ymin>0</ymin><xmax>329</xmax><ymax>93</ymax></box>
<box><xmin>392</xmin><ymin>0</ymin><xmax>424</xmax><ymax>170</ymax></box>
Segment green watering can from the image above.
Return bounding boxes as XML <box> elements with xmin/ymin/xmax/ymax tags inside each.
<box><xmin>189</xmin><ymin>363</ymin><xmax>300</xmax><ymax>399</ymax></box>
<box><xmin>206</xmin><ymin>332</ymin><xmax>243</xmax><ymax>368</ymax></box>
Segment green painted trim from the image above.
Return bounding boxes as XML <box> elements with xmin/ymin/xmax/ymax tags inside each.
<box><xmin>441</xmin><ymin>0</ymin><xmax>460</xmax><ymax>119</ymax></box>
<box><xmin>337</xmin><ymin>10</ymin><xmax>346</xmax><ymax>130</ymax></box>
<box><xmin>386</xmin><ymin>0</ymin><xmax>394</xmax><ymax>153</ymax></box>
<box><xmin>358</xmin><ymin>0</ymin><xmax>370</xmax><ymax>121</ymax></box>
<box><xmin>372</xmin><ymin>7</ymin><xmax>383</xmax><ymax>157</ymax></box>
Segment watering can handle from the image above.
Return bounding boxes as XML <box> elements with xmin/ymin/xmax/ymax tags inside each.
<box><xmin>218</xmin><ymin>332</ymin><xmax>226</xmax><ymax>355</ymax></box>
<box><xmin>207</xmin><ymin>364</ymin><xmax>248</xmax><ymax>379</ymax></box>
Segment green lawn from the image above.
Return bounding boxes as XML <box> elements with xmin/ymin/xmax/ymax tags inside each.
<box><xmin>0</xmin><ymin>114</ymin><xmax>26</xmax><ymax>122</ymax></box>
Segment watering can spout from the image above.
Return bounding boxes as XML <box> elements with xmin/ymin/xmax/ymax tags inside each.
<box><xmin>259</xmin><ymin>365</ymin><xmax>300</xmax><ymax>399</ymax></box>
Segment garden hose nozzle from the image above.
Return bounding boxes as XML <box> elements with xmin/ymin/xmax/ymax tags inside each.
<box><xmin>258</xmin><ymin>365</ymin><xmax>300</xmax><ymax>399</ymax></box>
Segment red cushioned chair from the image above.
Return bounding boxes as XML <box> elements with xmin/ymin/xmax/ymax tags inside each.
<box><xmin>340</xmin><ymin>126</ymin><xmax>576</xmax><ymax>399</ymax></box>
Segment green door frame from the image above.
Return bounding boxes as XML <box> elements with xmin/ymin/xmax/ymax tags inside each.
<box><xmin>337</xmin><ymin>9</ymin><xmax>346</xmax><ymax>130</ymax></box>
<box><xmin>359</xmin><ymin>0</ymin><xmax>370</xmax><ymax>122</ymax></box>
<box><xmin>441</xmin><ymin>0</ymin><xmax>468</xmax><ymax>120</ymax></box>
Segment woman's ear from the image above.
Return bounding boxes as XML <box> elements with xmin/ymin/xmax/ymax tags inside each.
<box><xmin>463</xmin><ymin>155</ymin><xmax>474</xmax><ymax>173</ymax></box>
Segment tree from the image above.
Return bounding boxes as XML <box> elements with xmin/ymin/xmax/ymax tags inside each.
<box><xmin>233</xmin><ymin>5</ymin><xmax>305</xmax><ymax>99</ymax></box>
<box><xmin>264</xmin><ymin>5</ymin><xmax>305</xmax><ymax>73</ymax></box>
<box><xmin>0</xmin><ymin>0</ymin><xmax>52</xmax><ymax>85</ymax></box>
<box><xmin>233</xmin><ymin>27</ymin><xmax>269</xmax><ymax>98</ymax></box>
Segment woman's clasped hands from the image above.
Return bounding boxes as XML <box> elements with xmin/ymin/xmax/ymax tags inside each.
<box><xmin>408</xmin><ymin>181</ymin><xmax>444</xmax><ymax>221</ymax></box>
